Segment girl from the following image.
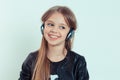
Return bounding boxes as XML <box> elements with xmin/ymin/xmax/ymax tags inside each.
<box><xmin>19</xmin><ymin>5</ymin><xmax>89</xmax><ymax>80</ymax></box>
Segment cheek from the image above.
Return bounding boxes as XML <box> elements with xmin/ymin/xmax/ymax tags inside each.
<box><xmin>43</xmin><ymin>28</ymin><xmax>49</xmax><ymax>34</ymax></box>
<box><xmin>43</xmin><ymin>29</ymin><xmax>49</xmax><ymax>38</ymax></box>
<box><xmin>62</xmin><ymin>32</ymin><xmax>69</xmax><ymax>38</ymax></box>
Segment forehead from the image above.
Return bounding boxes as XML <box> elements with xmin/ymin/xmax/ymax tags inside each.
<box><xmin>46</xmin><ymin>12</ymin><xmax>68</xmax><ymax>26</ymax></box>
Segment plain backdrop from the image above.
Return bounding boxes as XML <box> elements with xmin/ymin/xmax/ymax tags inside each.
<box><xmin>0</xmin><ymin>0</ymin><xmax>120</xmax><ymax>80</ymax></box>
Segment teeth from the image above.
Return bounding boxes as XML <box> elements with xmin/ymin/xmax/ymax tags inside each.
<box><xmin>49</xmin><ymin>35</ymin><xmax>58</xmax><ymax>38</ymax></box>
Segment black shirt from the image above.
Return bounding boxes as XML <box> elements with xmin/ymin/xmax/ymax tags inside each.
<box><xmin>50</xmin><ymin>58</ymin><xmax>66</xmax><ymax>80</ymax></box>
<box><xmin>19</xmin><ymin>50</ymin><xmax>89</xmax><ymax>80</ymax></box>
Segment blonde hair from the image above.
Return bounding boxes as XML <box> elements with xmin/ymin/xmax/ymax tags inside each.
<box><xmin>32</xmin><ymin>6</ymin><xmax>77</xmax><ymax>80</ymax></box>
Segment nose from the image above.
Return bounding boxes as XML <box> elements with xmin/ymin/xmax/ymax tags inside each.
<box><xmin>50</xmin><ymin>26</ymin><xmax>58</xmax><ymax>33</ymax></box>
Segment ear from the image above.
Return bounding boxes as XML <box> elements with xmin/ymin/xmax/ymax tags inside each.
<box><xmin>66</xmin><ymin>28</ymin><xmax>74</xmax><ymax>40</ymax></box>
<box><xmin>41</xmin><ymin>24</ymin><xmax>44</xmax><ymax>34</ymax></box>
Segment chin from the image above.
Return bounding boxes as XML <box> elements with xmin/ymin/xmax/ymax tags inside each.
<box><xmin>48</xmin><ymin>41</ymin><xmax>65</xmax><ymax>46</ymax></box>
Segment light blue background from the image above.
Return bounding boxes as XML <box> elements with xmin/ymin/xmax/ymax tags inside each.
<box><xmin>0</xmin><ymin>0</ymin><xmax>120</xmax><ymax>80</ymax></box>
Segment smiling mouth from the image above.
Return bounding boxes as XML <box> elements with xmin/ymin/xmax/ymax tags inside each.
<box><xmin>48</xmin><ymin>34</ymin><xmax>61</xmax><ymax>39</ymax></box>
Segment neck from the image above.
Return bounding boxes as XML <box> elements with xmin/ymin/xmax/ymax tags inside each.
<box><xmin>47</xmin><ymin>44</ymin><xmax>67</xmax><ymax>62</ymax></box>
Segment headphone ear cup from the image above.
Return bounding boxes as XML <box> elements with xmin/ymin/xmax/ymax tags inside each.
<box><xmin>66</xmin><ymin>29</ymin><xmax>74</xmax><ymax>40</ymax></box>
<box><xmin>41</xmin><ymin>24</ymin><xmax>44</xmax><ymax>34</ymax></box>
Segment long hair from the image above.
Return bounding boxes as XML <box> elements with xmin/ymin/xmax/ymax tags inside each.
<box><xmin>32</xmin><ymin>6</ymin><xmax>77</xmax><ymax>80</ymax></box>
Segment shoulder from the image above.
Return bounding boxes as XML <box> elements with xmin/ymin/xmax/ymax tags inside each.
<box><xmin>67</xmin><ymin>50</ymin><xmax>87</xmax><ymax>67</ymax></box>
<box><xmin>24</xmin><ymin>50</ymin><xmax>38</xmax><ymax>62</ymax></box>
<box><xmin>19</xmin><ymin>50</ymin><xmax>39</xmax><ymax>79</ymax></box>
<box><xmin>22</xmin><ymin>50</ymin><xmax>38</xmax><ymax>67</ymax></box>
<box><xmin>68</xmin><ymin>51</ymin><xmax>86</xmax><ymax>62</ymax></box>
<box><xmin>68</xmin><ymin>51</ymin><xmax>89</xmax><ymax>79</ymax></box>
<box><xmin>27</xmin><ymin>50</ymin><xmax>38</xmax><ymax>60</ymax></box>
<box><xmin>22</xmin><ymin>50</ymin><xmax>38</xmax><ymax>72</ymax></box>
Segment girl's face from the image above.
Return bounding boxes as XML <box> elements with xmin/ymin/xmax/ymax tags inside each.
<box><xmin>44</xmin><ymin>12</ymin><xmax>70</xmax><ymax>46</ymax></box>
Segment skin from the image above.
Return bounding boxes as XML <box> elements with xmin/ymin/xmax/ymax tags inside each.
<box><xmin>43</xmin><ymin>12</ymin><xmax>70</xmax><ymax>62</ymax></box>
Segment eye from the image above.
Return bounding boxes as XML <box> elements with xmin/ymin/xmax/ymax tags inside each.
<box><xmin>59</xmin><ymin>26</ymin><xmax>65</xmax><ymax>29</ymax></box>
<box><xmin>47</xmin><ymin>23</ymin><xmax>54</xmax><ymax>27</ymax></box>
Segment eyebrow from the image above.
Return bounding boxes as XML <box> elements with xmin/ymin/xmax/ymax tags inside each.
<box><xmin>45</xmin><ymin>20</ymin><xmax>54</xmax><ymax>23</ymax></box>
<box><xmin>59</xmin><ymin>23</ymin><xmax>68</xmax><ymax>26</ymax></box>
